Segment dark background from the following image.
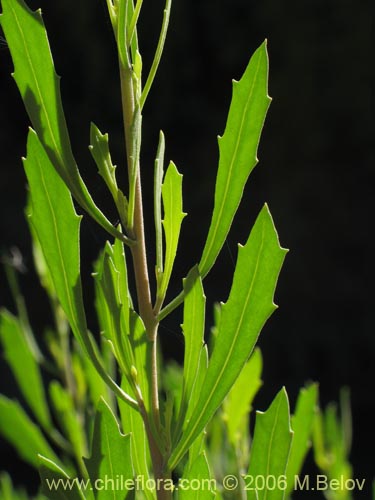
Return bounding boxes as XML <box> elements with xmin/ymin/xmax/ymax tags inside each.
<box><xmin>0</xmin><ymin>0</ymin><xmax>373</xmax><ymax>497</ymax></box>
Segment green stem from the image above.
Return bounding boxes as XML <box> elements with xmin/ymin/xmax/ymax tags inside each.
<box><xmin>140</xmin><ymin>0</ymin><xmax>172</xmax><ymax>110</ymax></box>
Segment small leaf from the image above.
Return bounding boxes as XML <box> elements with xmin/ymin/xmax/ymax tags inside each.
<box><xmin>285</xmin><ymin>384</ymin><xmax>318</xmax><ymax>494</ymax></box>
<box><xmin>179</xmin><ymin>453</ymin><xmax>216</xmax><ymax>500</ymax></box>
<box><xmin>39</xmin><ymin>455</ymin><xmax>86</xmax><ymax>500</ymax></box>
<box><xmin>247</xmin><ymin>388</ymin><xmax>293</xmax><ymax>500</ymax></box>
<box><xmin>0</xmin><ymin>0</ymin><xmax>127</xmax><ymax>243</ymax></box>
<box><xmin>154</xmin><ymin>131</ymin><xmax>166</xmax><ymax>278</ymax></box>
<box><xmin>89</xmin><ymin>123</ymin><xmax>117</xmax><ymax>195</ymax></box>
<box><xmin>169</xmin><ymin>205</ymin><xmax>286</xmax><ymax>469</ymax></box>
<box><xmin>200</xmin><ymin>41</ymin><xmax>271</xmax><ymax>278</ymax></box>
<box><xmin>84</xmin><ymin>399</ymin><xmax>133</xmax><ymax>500</ymax></box>
<box><xmin>0</xmin><ymin>395</ymin><xmax>60</xmax><ymax>468</ymax></box>
<box><xmin>158</xmin><ymin>161</ymin><xmax>186</xmax><ymax>301</ymax></box>
<box><xmin>0</xmin><ymin>309</ymin><xmax>51</xmax><ymax>430</ymax></box>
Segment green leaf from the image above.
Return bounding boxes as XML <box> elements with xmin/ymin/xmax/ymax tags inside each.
<box><xmin>24</xmin><ymin>129</ymin><xmax>87</xmax><ymax>350</ymax></box>
<box><xmin>186</xmin><ymin>346</ymin><xmax>208</xmax><ymax>470</ymax></box>
<box><xmin>39</xmin><ymin>455</ymin><xmax>86</xmax><ymax>500</ymax></box>
<box><xmin>285</xmin><ymin>384</ymin><xmax>318</xmax><ymax>494</ymax></box>
<box><xmin>0</xmin><ymin>0</ymin><xmax>127</xmax><ymax>243</ymax></box>
<box><xmin>0</xmin><ymin>395</ymin><xmax>60</xmax><ymax>468</ymax></box>
<box><xmin>0</xmin><ymin>309</ymin><xmax>51</xmax><ymax>430</ymax></box>
<box><xmin>223</xmin><ymin>348</ymin><xmax>263</xmax><ymax>472</ymax></box>
<box><xmin>154</xmin><ymin>131</ymin><xmax>166</xmax><ymax>278</ymax></box>
<box><xmin>24</xmin><ymin>129</ymin><xmax>136</xmax><ymax>409</ymax></box>
<box><xmin>158</xmin><ymin>161</ymin><xmax>186</xmax><ymax>302</ymax></box>
<box><xmin>89</xmin><ymin>123</ymin><xmax>128</xmax><ymax>223</ymax></box>
<box><xmin>84</xmin><ymin>399</ymin><xmax>133</xmax><ymax>500</ymax></box>
<box><xmin>93</xmin><ymin>242</ymin><xmax>135</xmax><ymax>379</ymax></box>
<box><xmin>179</xmin><ymin>267</ymin><xmax>206</xmax><ymax>425</ymax></box>
<box><xmin>129</xmin><ymin>311</ymin><xmax>152</xmax><ymax>411</ymax></box>
<box><xmin>199</xmin><ymin>41</ymin><xmax>271</xmax><ymax>278</ymax></box>
<box><xmin>247</xmin><ymin>388</ymin><xmax>293</xmax><ymax>500</ymax></box>
<box><xmin>119</xmin><ymin>377</ymin><xmax>156</xmax><ymax>500</ymax></box>
<box><xmin>178</xmin><ymin>453</ymin><xmax>216</xmax><ymax>500</ymax></box>
<box><xmin>49</xmin><ymin>381</ymin><xmax>87</xmax><ymax>461</ymax></box>
<box><xmin>169</xmin><ymin>205</ymin><xmax>286</xmax><ymax>469</ymax></box>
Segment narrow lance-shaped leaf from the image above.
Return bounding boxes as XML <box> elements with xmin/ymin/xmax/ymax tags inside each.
<box><xmin>89</xmin><ymin>123</ymin><xmax>128</xmax><ymax>224</ymax></box>
<box><xmin>24</xmin><ymin>129</ymin><xmax>137</xmax><ymax>409</ymax></box>
<box><xmin>119</xmin><ymin>376</ymin><xmax>156</xmax><ymax>500</ymax></box>
<box><xmin>169</xmin><ymin>205</ymin><xmax>287</xmax><ymax>469</ymax></box>
<box><xmin>247</xmin><ymin>388</ymin><xmax>293</xmax><ymax>500</ymax></box>
<box><xmin>0</xmin><ymin>395</ymin><xmax>60</xmax><ymax>469</ymax></box>
<box><xmin>0</xmin><ymin>0</ymin><xmax>129</xmax><ymax>244</ymax></box>
<box><xmin>285</xmin><ymin>384</ymin><xmax>318</xmax><ymax>495</ymax></box>
<box><xmin>223</xmin><ymin>348</ymin><xmax>263</xmax><ymax>455</ymax></box>
<box><xmin>93</xmin><ymin>242</ymin><xmax>135</xmax><ymax>381</ymax></box>
<box><xmin>158</xmin><ymin>161</ymin><xmax>186</xmax><ymax>302</ymax></box>
<box><xmin>0</xmin><ymin>309</ymin><xmax>51</xmax><ymax>431</ymax></box>
<box><xmin>177</xmin><ymin>267</ymin><xmax>205</xmax><ymax>431</ymax></box>
<box><xmin>84</xmin><ymin>399</ymin><xmax>133</xmax><ymax>500</ymax></box>
<box><xmin>154</xmin><ymin>131</ymin><xmax>166</xmax><ymax>278</ymax></box>
<box><xmin>199</xmin><ymin>41</ymin><xmax>271</xmax><ymax>278</ymax></box>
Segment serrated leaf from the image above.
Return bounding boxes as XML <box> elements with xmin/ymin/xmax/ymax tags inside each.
<box><xmin>0</xmin><ymin>395</ymin><xmax>60</xmax><ymax>468</ymax></box>
<box><xmin>223</xmin><ymin>349</ymin><xmax>262</xmax><ymax>448</ymax></box>
<box><xmin>200</xmin><ymin>41</ymin><xmax>271</xmax><ymax>278</ymax></box>
<box><xmin>285</xmin><ymin>384</ymin><xmax>318</xmax><ymax>494</ymax></box>
<box><xmin>179</xmin><ymin>453</ymin><xmax>216</xmax><ymax>500</ymax></box>
<box><xmin>158</xmin><ymin>161</ymin><xmax>186</xmax><ymax>301</ymax></box>
<box><xmin>0</xmin><ymin>0</ymin><xmax>126</xmax><ymax>243</ymax></box>
<box><xmin>49</xmin><ymin>381</ymin><xmax>87</xmax><ymax>460</ymax></box>
<box><xmin>23</xmin><ymin>129</ymin><xmax>135</xmax><ymax>408</ymax></box>
<box><xmin>89</xmin><ymin>123</ymin><xmax>117</xmax><ymax>195</ymax></box>
<box><xmin>39</xmin><ymin>455</ymin><xmax>86</xmax><ymax>500</ymax></box>
<box><xmin>84</xmin><ymin>399</ymin><xmax>133</xmax><ymax>500</ymax></box>
<box><xmin>179</xmin><ymin>267</ymin><xmax>205</xmax><ymax>425</ymax></box>
<box><xmin>247</xmin><ymin>388</ymin><xmax>293</xmax><ymax>500</ymax></box>
<box><xmin>169</xmin><ymin>205</ymin><xmax>286</xmax><ymax>469</ymax></box>
<box><xmin>0</xmin><ymin>309</ymin><xmax>51</xmax><ymax>430</ymax></box>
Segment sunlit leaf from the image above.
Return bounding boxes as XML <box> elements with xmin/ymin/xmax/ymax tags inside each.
<box><xmin>0</xmin><ymin>395</ymin><xmax>60</xmax><ymax>468</ymax></box>
<box><xmin>285</xmin><ymin>384</ymin><xmax>318</xmax><ymax>494</ymax></box>
<box><xmin>0</xmin><ymin>0</ymin><xmax>127</xmax><ymax>243</ymax></box>
<box><xmin>200</xmin><ymin>41</ymin><xmax>271</xmax><ymax>278</ymax></box>
<box><xmin>0</xmin><ymin>309</ymin><xmax>51</xmax><ymax>430</ymax></box>
<box><xmin>247</xmin><ymin>388</ymin><xmax>293</xmax><ymax>500</ymax></box>
<box><xmin>169</xmin><ymin>205</ymin><xmax>286</xmax><ymax>469</ymax></box>
<box><xmin>179</xmin><ymin>267</ymin><xmax>205</xmax><ymax>426</ymax></box>
<box><xmin>158</xmin><ymin>161</ymin><xmax>186</xmax><ymax>301</ymax></box>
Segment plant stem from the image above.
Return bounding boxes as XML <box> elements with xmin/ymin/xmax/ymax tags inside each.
<box><xmin>119</xmin><ymin>61</ymin><xmax>170</xmax><ymax>498</ymax></box>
